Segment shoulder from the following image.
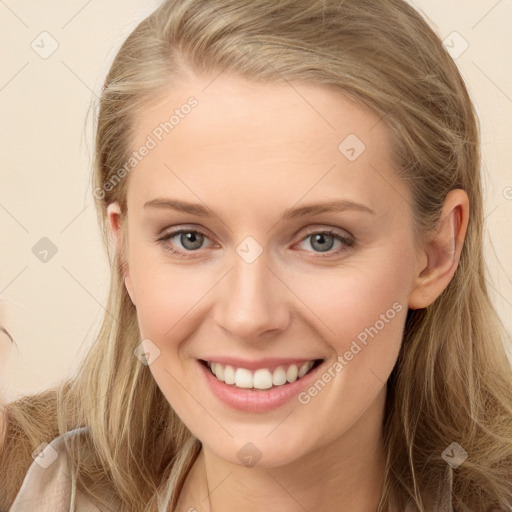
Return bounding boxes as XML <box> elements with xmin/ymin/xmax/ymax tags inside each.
<box><xmin>9</xmin><ymin>426</ymin><xmax>102</xmax><ymax>512</ymax></box>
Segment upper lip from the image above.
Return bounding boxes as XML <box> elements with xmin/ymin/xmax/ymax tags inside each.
<box><xmin>199</xmin><ymin>357</ymin><xmax>323</xmax><ymax>371</ymax></box>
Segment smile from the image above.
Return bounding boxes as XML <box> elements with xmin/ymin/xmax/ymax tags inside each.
<box><xmin>202</xmin><ymin>359</ymin><xmax>323</xmax><ymax>390</ymax></box>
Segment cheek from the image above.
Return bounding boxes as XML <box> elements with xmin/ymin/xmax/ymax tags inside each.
<box><xmin>296</xmin><ymin>244</ymin><xmax>412</xmax><ymax>333</ymax></box>
<box><xmin>286</xmin><ymin>256</ymin><xmax>409</xmax><ymax>443</ymax></box>
<box><xmin>289</xmin><ymin>245</ymin><xmax>412</xmax><ymax>387</ymax></box>
<box><xmin>128</xmin><ymin>245</ymin><xmax>216</xmax><ymax>342</ymax></box>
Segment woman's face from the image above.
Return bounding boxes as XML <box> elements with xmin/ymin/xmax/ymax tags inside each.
<box><xmin>113</xmin><ymin>73</ymin><xmax>424</xmax><ymax>467</ymax></box>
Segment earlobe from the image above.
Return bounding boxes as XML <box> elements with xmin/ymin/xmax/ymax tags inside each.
<box><xmin>106</xmin><ymin>202</ymin><xmax>137</xmax><ymax>306</ymax></box>
<box><xmin>408</xmin><ymin>189</ymin><xmax>469</xmax><ymax>310</ymax></box>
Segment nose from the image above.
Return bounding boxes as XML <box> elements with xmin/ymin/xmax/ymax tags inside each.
<box><xmin>213</xmin><ymin>253</ymin><xmax>290</xmax><ymax>341</ymax></box>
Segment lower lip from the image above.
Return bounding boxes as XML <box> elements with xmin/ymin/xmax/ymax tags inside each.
<box><xmin>197</xmin><ymin>359</ymin><xmax>324</xmax><ymax>413</ymax></box>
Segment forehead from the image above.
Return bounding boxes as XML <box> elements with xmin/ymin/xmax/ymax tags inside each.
<box><xmin>126</xmin><ymin>74</ymin><xmax>408</xmax><ymax>218</ymax></box>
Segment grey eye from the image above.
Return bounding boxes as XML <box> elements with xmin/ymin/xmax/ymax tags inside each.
<box><xmin>309</xmin><ymin>233</ymin><xmax>336</xmax><ymax>252</ymax></box>
<box><xmin>177</xmin><ymin>231</ymin><xmax>205</xmax><ymax>250</ymax></box>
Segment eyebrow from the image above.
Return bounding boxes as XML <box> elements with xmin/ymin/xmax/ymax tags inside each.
<box><xmin>143</xmin><ymin>198</ymin><xmax>375</xmax><ymax>219</ymax></box>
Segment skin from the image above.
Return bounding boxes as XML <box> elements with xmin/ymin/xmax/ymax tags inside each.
<box><xmin>107</xmin><ymin>73</ymin><xmax>469</xmax><ymax>511</ymax></box>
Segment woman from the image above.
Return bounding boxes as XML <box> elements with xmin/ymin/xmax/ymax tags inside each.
<box><xmin>1</xmin><ymin>0</ymin><xmax>511</xmax><ymax>510</ymax></box>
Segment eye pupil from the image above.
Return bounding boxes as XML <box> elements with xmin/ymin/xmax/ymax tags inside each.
<box><xmin>181</xmin><ymin>231</ymin><xmax>203</xmax><ymax>250</ymax></box>
<box><xmin>311</xmin><ymin>233</ymin><xmax>335</xmax><ymax>252</ymax></box>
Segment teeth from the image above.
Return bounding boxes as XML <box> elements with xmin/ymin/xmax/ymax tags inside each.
<box><xmin>235</xmin><ymin>367</ymin><xmax>253</xmax><ymax>388</ymax></box>
<box><xmin>253</xmin><ymin>369</ymin><xmax>273</xmax><ymax>389</ymax></box>
<box><xmin>207</xmin><ymin>360</ymin><xmax>316</xmax><ymax>390</ymax></box>
<box><xmin>297</xmin><ymin>362</ymin><xmax>310</xmax><ymax>378</ymax></box>
<box><xmin>286</xmin><ymin>364</ymin><xmax>298</xmax><ymax>382</ymax></box>
<box><xmin>223</xmin><ymin>364</ymin><xmax>236</xmax><ymax>385</ymax></box>
<box><xmin>213</xmin><ymin>362</ymin><xmax>223</xmax><ymax>381</ymax></box>
<box><xmin>272</xmin><ymin>366</ymin><xmax>287</xmax><ymax>386</ymax></box>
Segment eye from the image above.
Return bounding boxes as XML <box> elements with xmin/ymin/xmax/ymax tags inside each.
<box><xmin>296</xmin><ymin>229</ymin><xmax>354</xmax><ymax>257</ymax></box>
<box><xmin>157</xmin><ymin>228</ymin><xmax>212</xmax><ymax>256</ymax></box>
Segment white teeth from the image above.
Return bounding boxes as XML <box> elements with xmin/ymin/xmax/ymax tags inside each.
<box><xmin>234</xmin><ymin>368</ymin><xmax>253</xmax><ymax>388</ymax></box>
<box><xmin>298</xmin><ymin>361</ymin><xmax>311</xmax><ymax>378</ymax></box>
<box><xmin>272</xmin><ymin>366</ymin><xmax>287</xmax><ymax>386</ymax></box>
<box><xmin>253</xmin><ymin>369</ymin><xmax>273</xmax><ymax>389</ymax></box>
<box><xmin>223</xmin><ymin>365</ymin><xmax>236</xmax><ymax>385</ymax></box>
<box><xmin>286</xmin><ymin>364</ymin><xmax>298</xmax><ymax>382</ymax></box>
<box><xmin>206</xmin><ymin>360</ymin><xmax>317</xmax><ymax>389</ymax></box>
<box><xmin>214</xmin><ymin>362</ymin><xmax>224</xmax><ymax>381</ymax></box>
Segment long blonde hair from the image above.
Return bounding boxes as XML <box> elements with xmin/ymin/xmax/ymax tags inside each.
<box><xmin>2</xmin><ymin>0</ymin><xmax>512</xmax><ymax>510</ymax></box>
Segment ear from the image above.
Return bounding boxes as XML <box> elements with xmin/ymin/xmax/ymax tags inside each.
<box><xmin>106</xmin><ymin>202</ymin><xmax>136</xmax><ymax>306</ymax></box>
<box><xmin>408</xmin><ymin>189</ymin><xmax>469</xmax><ymax>310</ymax></box>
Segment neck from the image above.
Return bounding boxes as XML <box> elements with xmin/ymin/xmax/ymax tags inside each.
<box><xmin>177</xmin><ymin>387</ymin><xmax>388</xmax><ymax>512</ymax></box>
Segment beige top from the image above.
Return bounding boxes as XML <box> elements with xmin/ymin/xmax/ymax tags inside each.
<box><xmin>9</xmin><ymin>429</ymin><xmax>461</xmax><ymax>512</ymax></box>
<box><xmin>9</xmin><ymin>427</ymin><xmax>102</xmax><ymax>512</ymax></box>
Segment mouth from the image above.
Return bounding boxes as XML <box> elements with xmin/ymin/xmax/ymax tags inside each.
<box><xmin>198</xmin><ymin>358</ymin><xmax>324</xmax><ymax>391</ymax></box>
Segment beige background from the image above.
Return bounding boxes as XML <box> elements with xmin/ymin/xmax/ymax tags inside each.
<box><xmin>1</xmin><ymin>0</ymin><xmax>511</xmax><ymax>402</ymax></box>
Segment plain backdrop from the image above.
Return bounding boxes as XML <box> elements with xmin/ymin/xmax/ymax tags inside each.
<box><xmin>1</xmin><ymin>0</ymin><xmax>511</xmax><ymax>402</ymax></box>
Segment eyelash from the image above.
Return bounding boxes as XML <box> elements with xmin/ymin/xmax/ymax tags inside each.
<box><xmin>157</xmin><ymin>227</ymin><xmax>355</xmax><ymax>259</ymax></box>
